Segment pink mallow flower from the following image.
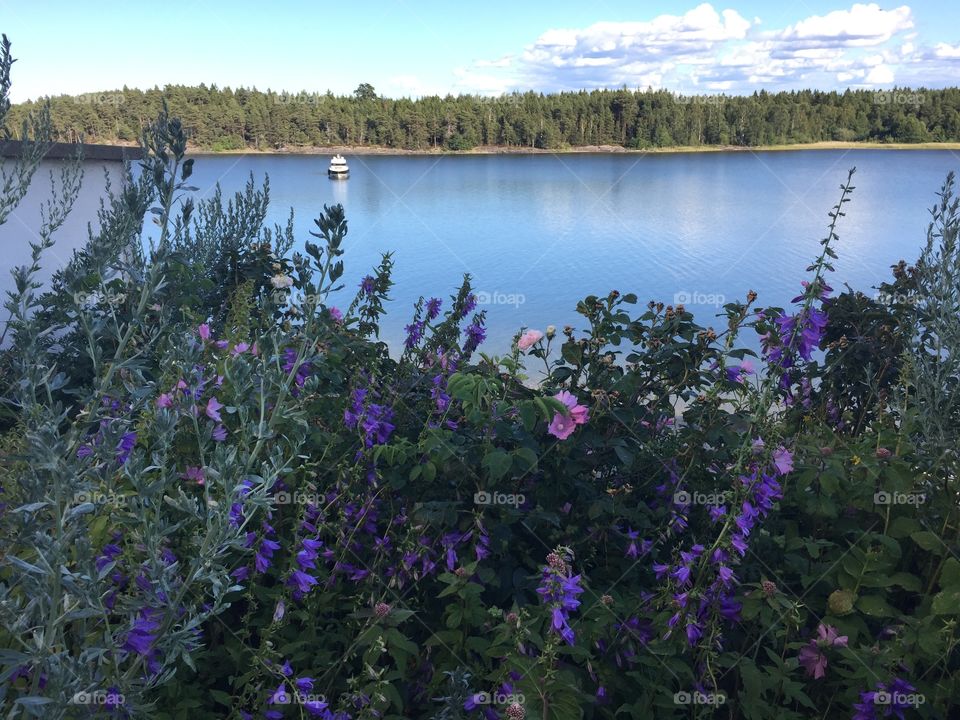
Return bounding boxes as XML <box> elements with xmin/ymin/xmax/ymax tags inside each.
<box><xmin>517</xmin><ymin>329</ymin><xmax>544</xmax><ymax>351</ymax></box>
<box><xmin>798</xmin><ymin>624</ymin><xmax>848</xmax><ymax>679</ymax></box>
<box><xmin>156</xmin><ymin>393</ymin><xmax>173</xmax><ymax>409</ymax></box>
<box><xmin>181</xmin><ymin>466</ymin><xmax>205</xmax><ymax>486</ymax></box>
<box><xmin>547</xmin><ymin>391</ymin><xmax>590</xmax><ymax>440</ymax></box>
<box><xmin>548</xmin><ymin>413</ymin><xmax>577</xmax><ymax>440</ymax></box>
<box><xmin>773</xmin><ymin>447</ymin><xmax>794</xmax><ymax>476</ymax></box>
<box><xmin>206</xmin><ymin>396</ymin><xmax>224</xmax><ymax>423</ymax></box>
<box><xmin>555</xmin><ymin>391</ymin><xmax>590</xmax><ymax>425</ymax></box>
<box><xmin>197</xmin><ymin>323</ymin><xmax>211</xmax><ymax>341</ymax></box>
<box><xmin>329</xmin><ymin>307</ymin><xmax>343</xmax><ymax>323</ymax></box>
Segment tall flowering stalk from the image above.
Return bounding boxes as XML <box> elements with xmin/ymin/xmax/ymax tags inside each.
<box><xmin>536</xmin><ymin>549</ymin><xmax>585</xmax><ymax>646</ymax></box>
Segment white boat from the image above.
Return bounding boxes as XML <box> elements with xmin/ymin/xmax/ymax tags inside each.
<box><xmin>328</xmin><ymin>154</ymin><xmax>349</xmax><ymax>178</ymax></box>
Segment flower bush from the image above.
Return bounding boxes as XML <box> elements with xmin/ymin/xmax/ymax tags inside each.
<box><xmin>1</xmin><ymin>46</ymin><xmax>960</xmax><ymax>720</ymax></box>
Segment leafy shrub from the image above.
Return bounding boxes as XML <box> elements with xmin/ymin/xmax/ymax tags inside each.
<box><xmin>1</xmin><ymin>42</ymin><xmax>959</xmax><ymax>720</ymax></box>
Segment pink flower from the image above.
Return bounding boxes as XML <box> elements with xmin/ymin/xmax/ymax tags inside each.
<box><xmin>799</xmin><ymin>624</ymin><xmax>847</xmax><ymax>679</ymax></box>
<box><xmin>181</xmin><ymin>466</ymin><xmax>205</xmax><ymax>485</ymax></box>
<box><xmin>554</xmin><ymin>391</ymin><xmax>590</xmax><ymax>426</ymax></box>
<box><xmin>798</xmin><ymin>644</ymin><xmax>828</xmax><ymax>679</ymax></box>
<box><xmin>156</xmin><ymin>393</ymin><xmax>173</xmax><ymax>409</ymax></box>
<box><xmin>517</xmin><ymin>329</ymin><xmax>544</xmax><ymax>351</ymax></box>
<box><xmin>215</xmin><ymin>340</ymin><xmax>229</xmax><ymax>350</ymax></box>
<box><xmin>232</xmin><ymin>342</ymin><xmax>250</xmax><ymax>356</ymax></box>
<box><xmin>548</xmin><ymin>413</ymin><xmax>576</xmax><ymax>440</ymax></box>
<box><xmin>816</xmin><ymin>623</ymin><xmax>848</xmax><ymax>648</ymax></box>
<box><xmin>773</xmin><ymin>447</ymin><xmax>794</xmax><ymax>476</ymax></box>
<box><xmin>740</xmin><ymin>359</ymin><xmax>755</xmax><ymax>375</ymax></box>
<box><xmin>212</xmin><ymin>425</ymin><xmax>227</xmax><ymax>442</ymax></box>
<box><xmin>206</xmin><ymin>396</ymin><xmax>224</xmax><ymax>422</ymax></box>
<box><xmin>197</xmin><ymin>324</ymin><xmax>211</xmax><ymax>341</ymax></box>
<box><xmin>329</xmin><ymin>307</ymin><xmax>343</xmax><ymax>323</ymax></box>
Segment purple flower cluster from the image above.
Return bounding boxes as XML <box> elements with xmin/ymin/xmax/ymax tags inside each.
<box><xmin>760</xmin><ymin>282</ymin><xmax>832</xmax><ymax>397</ymax></box>
<box><xmin>653</xmin><ymin>462</ymin><xmax>690</xmax><ymax>536</ymax></box>
<box><xmin>404</xmin><ymin>320</ymin><xmax>424</xmax><ymax>349</ymax></box>
<box><xmin>425</xmin><ymin>297</ymin><xmax>442</xmax><ymax>321</ymax></box>
<box><xmin>263</xmin><ymin>658</ymin><xmax>336</xmax><ymax>719</ymax></box>
<box><xmin>122</xmin><ymin>607</ymin><xmax>163</xmax><ymax>673</ymax></box>
<box><xmin>536</xmin><ymin>550</ymin><xmax>585</xmax><ymax>646</ymax></box>
<box><xmin>288</xmin><ymin>537</ymin><xmax>323</xmax><ymax>598</ymax></box>
<box><xmin>764</xmin><ymin>307</ymin><xmax>829</xmax><ymax>367</ymax></box>
<box><xmin>282</xmin><ymin>348</ymin><xmax>313</xmax><ymax>392</ymax></box>
<box><xmin>648</xmin><ymin>450</ymin><xmax>790</xmax><ymax>649</ymax></box>
<box><xmin>76</xmin><ymin>396</ymin><xmax>137</xmax><ymax>465</ymax></box>
<box><xmin>463</xmin><ymin>319</ymin><xmax>486</xmax><ymax>355</ymax></box>
<box><xmin>343</xmin><ymin>388</ymin><xmax>395</xmax><ymax>449</ymax></box>
<box><xmin>461</xmin><ymin>293</ymin><xmax>477</xmax><ymax>318</ymax></box>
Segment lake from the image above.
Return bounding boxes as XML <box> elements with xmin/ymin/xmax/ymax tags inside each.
<box><xmin>18</xmin><ymin>150</ymin><xmax>960</xmax><ymax>356</ymax></box>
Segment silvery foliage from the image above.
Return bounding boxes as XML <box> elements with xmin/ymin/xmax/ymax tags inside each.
<box><xmin>907</xmin><ymin>172</ymin><xmax>960</xmax><ymax>482</ymax></box>
<box><xmin>0</xmin><ymin>35</ymin><xmax>317</xmax><ymax>717</ymax></box>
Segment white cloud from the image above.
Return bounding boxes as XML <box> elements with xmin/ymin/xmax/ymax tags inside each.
<box><xmin>772</xmin><ymin>4</ymin><xmax>913</xmax><ymax>49</ymax></box>
<box><xmin>864</xmin><ymin>64</ymin><xmax>895</xmax><ymax>84</ymax></box>
<box><xmin>459</xmin><ymin>3</ymin><xmax>954</xmax><ymax>95</ymax></box>
<box><xmin>934</xmin><ymin>42</ymin><xmax>960</xmax><ymax>59</ymax></box>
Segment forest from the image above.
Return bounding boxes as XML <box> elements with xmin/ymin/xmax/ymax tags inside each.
<box><xmin>7</xmin><ymin>83</ymin><xmax>960</xmax><ymax>151</ymax></box>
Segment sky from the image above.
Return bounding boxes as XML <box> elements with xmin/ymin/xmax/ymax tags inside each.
<box><xmin>1</xmin><ymin>1</ymin><xmax>959</xmax><ymax>102</ymax></box>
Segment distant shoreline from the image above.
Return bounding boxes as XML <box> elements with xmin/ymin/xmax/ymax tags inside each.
<box><xmin>185</xmin><ymin>141</ymin><xmax>960</xmax><ymax>157</ymax></box>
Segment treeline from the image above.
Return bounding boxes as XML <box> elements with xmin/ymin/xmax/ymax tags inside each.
<box><xmin>8</xmin><ymin>84</ymin><xmax>960</xmax><ymax>151</ymax></box>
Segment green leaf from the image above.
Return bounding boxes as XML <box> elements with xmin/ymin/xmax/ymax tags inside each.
<box><xmin>911</xmin><ymin>531</ymin><xmax>945</xmax><ymax>554</ymax></box>
<box><xmin>887</xmin><ymin>516</ymin><xmax>921</xmax><ymax>538</ymax></box>
<box><xmin>513</xmin><ymin>447</ymin><xmax>538</xmax><ymax>471</ymax></box>
<box><xmin>856</xmin><ymin>595</ymin><xmax>896</xmax><ymax>617</ymax></box>
<box><xmin>931</xmin><ymin>589</ymin><xmax>960</xmax><ymax>615</ymax></box>
<box><xmin>940</xmin><ymin>557</ymin><xmax>960</xmax><ymax>590</ymax></box>
<box><xmin>209</xmin><ymin>690</ymin><xmax>234</xmax><ymax>708</ymax></box>
<box><xmin>519</xmin><ymin>402</ymin><xmax>538</xmax><ymax>431</ymax></box>
<box><xmin>482</xmin><ymin>450</ymin><xmax>512</xmax><ymax>481</ymax></box>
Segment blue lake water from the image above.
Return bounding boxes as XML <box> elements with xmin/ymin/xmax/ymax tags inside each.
<box><xmin>171</xmin><ymin>150</ymin><xmax>959</xmax><ymax>355</ymax></box>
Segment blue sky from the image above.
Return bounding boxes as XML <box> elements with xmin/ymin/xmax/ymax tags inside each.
<box><xmin>2</xmin><ymin>1</ymin><xmax>958</xmax><ymax>102</ymax></box>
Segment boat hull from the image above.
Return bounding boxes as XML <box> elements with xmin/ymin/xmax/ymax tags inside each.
<box><xmin>328</xmin><ymin>169</ymin><xmax>349</xmax><ymax>179</ymax></box>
